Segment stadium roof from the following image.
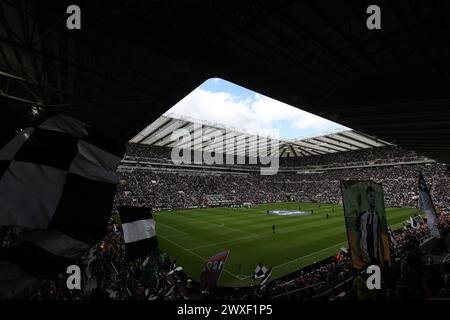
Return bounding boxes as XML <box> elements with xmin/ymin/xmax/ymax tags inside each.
<box><xmin>1</xmin><ymin>1</ymin><xmax>450</xmax><ymax>163</ymax></box>
<box><xmin>131</xmin><ymin>114</ymin><xmax>391</xmax><ymax>157</ymax></box>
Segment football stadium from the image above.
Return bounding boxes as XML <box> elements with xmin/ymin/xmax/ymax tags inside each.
<box><xmin>1</xmin><ymin>0</ymin><xmax>450</xmax><ymax>306</ymax></box>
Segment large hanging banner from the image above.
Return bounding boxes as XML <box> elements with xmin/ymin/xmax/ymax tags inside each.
<box><xmin>340</xmin><ymin>181</ymin><xmax>391</xmax><ymax>270</ymax></box>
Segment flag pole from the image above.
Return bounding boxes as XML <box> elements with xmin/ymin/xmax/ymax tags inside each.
<box><xmin>216</xmin><ymin>250</ymin><xmax>230</xmax><ymax>286</ymax></box>
<box><xmin>111</xmin><ymin>262</ymin><xmax>119</xmax><ymax>275</ymax></box>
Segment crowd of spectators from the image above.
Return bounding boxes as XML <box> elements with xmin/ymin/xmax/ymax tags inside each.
<box><xmin>112</xmin><ymin>143</ymin><xmax>450</xmax><ymax>300</ymax></box>
<box><xmin>280</xmin><ymin>145</ymin><xmax>424</xmax><ymax>168</ymax></box>
<box><xmin>2</xmin><ymin>144</ymin><xmax>450</xmax><ymax>300</ymax></box>
<box><xmin>210</xmin><ymin>212</ymin><xmax>450</xmax><ymax>300</ymax></box>
<box><xmin>9</xmin><ymin>221</ymin><xmax>190</xmax><ymax>300</ymax></box>
<box><xmin>115</xmin><ymin>162</ymin><xmax>450</xmax><ymax>209</ymax></box>
<box><xmin>2</xmin><ymin>210</ymin><xmax>444</xmax><ymax>301</ymax></box>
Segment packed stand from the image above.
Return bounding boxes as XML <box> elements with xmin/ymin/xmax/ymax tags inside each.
<box><xmin>116</xmin><ymin>162</ymin><xmax>450</xmax><ymax>209</ymax></box>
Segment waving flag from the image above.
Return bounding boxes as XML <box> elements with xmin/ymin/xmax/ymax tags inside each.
<box><xmin>418</xmin><ymin>173</ymin><xmax>443</xmax><ymax>238</ymax></box>
<box><xmin>0</xmin><ymin>113</ymin><xmax>124</xmax><ymax>231</ymax></box>
<box><xmin>387</xmin><ymin>227</ymin><xmax>398</xmax><ymax>250</ymax></box>
<box><xmin>0</xmin><ymin>113</ymin><xmax>125</xmax><ymax>298</ymax></box>
<box><xmin>252</xmin><ymin>263</ymin><xmax>272</xmax><ymax>288</ymax></box>
<box><xmin>253</xmin><ymin>263</ymin><xmax>268</xmax><ymax>279</ymax></box>
<box><xmin>260</xmin><ymin>267</ymin><xmax>272</xmax><ymax>288</ymax></box>
<box><xmin>119</xmin><ymin>206</ymin><xmax>158</xmax><ymax>260</ymax></box>
<box><xmin>199</xmin><ymin>250</ymin><xmax>229</xmax><ymax>290</ymax></box>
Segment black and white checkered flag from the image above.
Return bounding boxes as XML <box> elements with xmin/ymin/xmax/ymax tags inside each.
<box><xmin>118</xmin><ymin>206</ymin><xmax>158</xmax><ymax>260</ymax></box>
<box><xmin>253</xmin><ymin>264</ymin><xmax>268</xmax><ymax>279</ymax></box>
<box><xmin>0</xmin><ymin>113</ymin><xmax>124</xmax><ymax>232</ymax></box>
<box><xmin>0</xmin><ymin>114</ymin><xmax>124</xmax><ymax>298</ymax></box>
<box><xmin>252</xmin><ymin>264</ymin><xmax>272</xmax><ymax>288</ymax></box>
<box><xmin>260</xmin><ymin>267</ymin><xmax>272</xmax><ymax>288</ymax></box>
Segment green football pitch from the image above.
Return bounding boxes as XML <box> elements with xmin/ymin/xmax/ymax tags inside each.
<box><xmin>153</xmin><ymin>202</ymin><xmax>420</xmax><ymax>287</ymax></box>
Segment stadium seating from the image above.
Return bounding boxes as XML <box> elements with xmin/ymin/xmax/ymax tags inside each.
<box><xmin>2</xmin><ymin>144</ymin><xmax>449</xmax><ymax>300</ymax></box>
<box><xmin>116</xmin><ymin>144</ymin><xmax>450</xmax><ymax>210</ymax></box>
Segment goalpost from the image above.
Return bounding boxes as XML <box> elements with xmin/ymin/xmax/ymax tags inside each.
<box><xmin>242</xmin><ymin>202</ymin><xmax>252</xmax><ymax>209</ymax></box>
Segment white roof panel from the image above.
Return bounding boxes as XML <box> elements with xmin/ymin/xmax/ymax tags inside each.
<box><xmin>131</xmin><ymin>115</ymin><xmax>393</xmax><ymax>157</ymax></box>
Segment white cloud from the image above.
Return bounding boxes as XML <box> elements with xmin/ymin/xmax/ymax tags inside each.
<box><xmin>165</xmin><ymin>87</ymin><xmax>347</xmax><ymax>139</ymax></box>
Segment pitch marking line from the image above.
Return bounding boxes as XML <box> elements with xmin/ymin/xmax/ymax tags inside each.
<box><xmin>173</xmin><ymin>214</ymin><xmax>258</xmax><ymax>237</ymax></box>
<box><xmin>272</xmin><ymin>241</ymin><xmax>348</xmax><ymax>270</ymax></box>
<box><xmin>271</xmin><ymin>220</ymin><xmax>407</xmax><ymax>270</ymax></box>
<box><xmin>189</xmin><ymin>234</ymin><xmax>259</xmax><ymax>251</ymax></box>
<box><xmin>236</xmin><ymin>241</ymin><xmax>348</xmax><ymax>280</ymax></box>
<box><xmin>234</xmin><ymin>241</ymin><xmax>349</xmax><ymax>280</ymax></box>
<box><xmin>157</xmin><ymin>222</ymin><xmax>188</xmax><ymax>236</ymax></box>
<box><xmin>158</xmin><ymin>234</ymin><xmax>242</xmax><ymax>280</ymax></box>
<box><xmin>160</xmin><ymin>233</ymin><xmax>348</xmax><ymax>281</ymax></box>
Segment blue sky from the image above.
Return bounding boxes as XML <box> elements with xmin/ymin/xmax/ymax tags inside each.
<box><xmin>165</xmin><ymin>78</ymin><xmax>348</xmax><ymax>140</ymax></box>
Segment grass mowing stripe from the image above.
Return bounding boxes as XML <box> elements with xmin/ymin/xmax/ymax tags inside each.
<box><xmin>163</xmin><ymin>213</ymin><xmax>258</xmax><ymax>237</ymax></box>
<box><xmin>272</xmin><ymin>241</ymin><xmax>348</xmax><ymax>270</ymax></box>
<box><xmin>156</xmin><ymin>222</ymin><xmax>187</xmax><ymax>236</ymax></box>
<box><xmin>154</xmin><ymin>202</ymin><xmax>417</xmax><ymax>287</ymax></box>
<box><xmin>189</xmin><ymin>234</ymin><xmax>259</xmax><ymax>250</ymax></box>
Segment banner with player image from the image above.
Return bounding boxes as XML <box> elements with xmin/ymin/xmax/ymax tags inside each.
<box><xmin>340</xmin><ymin>181</ymin><xmax>391</xmax><ymax>270</ymax></box>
